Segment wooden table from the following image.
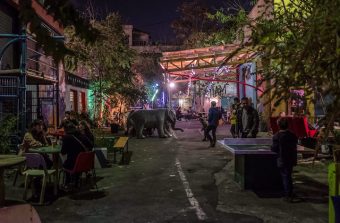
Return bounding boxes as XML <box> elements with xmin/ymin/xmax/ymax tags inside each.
<box><xmin>0</xmin><ymin>155</ymin><xmax>26</xmax><ymax>206</ymax></box>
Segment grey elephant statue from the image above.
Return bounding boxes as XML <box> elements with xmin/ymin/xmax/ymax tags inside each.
<box><xmin>127</xmin><ymin>108</ymin><xmax>184</xmax><ymax>139</ymax></box>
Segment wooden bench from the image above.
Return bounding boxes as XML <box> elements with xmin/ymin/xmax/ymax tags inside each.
<box><xmin>113</xmin><ymin>137</ymin><xmax>129</xmax><ymax>163</ymax></box>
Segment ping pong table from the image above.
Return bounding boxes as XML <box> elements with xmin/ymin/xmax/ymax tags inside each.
<box><xmin>218</xmin><ymin>138</ymin><xmax>283</xmax><ymax>191</ymax></box>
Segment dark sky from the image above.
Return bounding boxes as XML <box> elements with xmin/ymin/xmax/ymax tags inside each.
<box><xmin>73</xmin><ymin>0</ymin><xmax>252</xmax><ymax>42</ymax></box>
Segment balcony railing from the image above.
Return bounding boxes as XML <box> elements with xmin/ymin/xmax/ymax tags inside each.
<box><xmin>26</xmin><ymin>36</ymin><xmax>58</xmax><ymax>82</ymax></box>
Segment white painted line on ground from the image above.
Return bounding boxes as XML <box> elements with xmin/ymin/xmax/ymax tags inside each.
<box><xmin>175</xmin><ymin>158</ymin><xmax>207</xmax><ymax>221</ymax></box>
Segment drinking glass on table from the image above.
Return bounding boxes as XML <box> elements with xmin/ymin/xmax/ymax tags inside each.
<box><xmin>51</xmin><ymin>137</ymin><xmax>57</xmax><ymax>148</ymax></box>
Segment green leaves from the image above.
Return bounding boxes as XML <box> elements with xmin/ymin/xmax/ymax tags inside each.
<box><xmin>18</xmin><ymin>0</ymin><xmax>98</xmax><ymax>61</ymax></box>
<box><xmin>66</xmin><ymin>13</ymin><xmax>146</xmax><ymax>120</ymax></box>
<box><xmin>0</xmin><ymin>115</ymin><xmax>17</xmax><ymax>154</ymax></box>
<box><xmin>252</xmin><ymin>0</ymin><xmax>340</xmax><ymax>125</ymax></box>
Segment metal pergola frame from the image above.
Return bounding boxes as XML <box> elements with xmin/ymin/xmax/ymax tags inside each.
<box><xmin>160</xmin><ymin>44</ymin><xmax>257</xmax><ymax>83</ymax></box>
<box><xmin>160</xmin><ymin>44</ymin><xmax>260</xmax><ymax>108</ymax></box>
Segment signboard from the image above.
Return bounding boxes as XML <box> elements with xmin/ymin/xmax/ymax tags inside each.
<box><xmin>239</xmin><ymin>62</ymin><xmax>256</xmax><ymax>107</ymax></box>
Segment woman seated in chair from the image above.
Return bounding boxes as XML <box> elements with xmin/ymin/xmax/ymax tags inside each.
<box><xmin>61</xmin><ymin>123</ymin><xmax>87</xmax><ymax>188</ymax></box>
<box><xmin>21</xmin><ymin>119</ymin><xmax>53</xmax><ymax>168</ymax></box>
<box><xmin>78</xmin><ymin>120</ymin><xmax>94</xmax><ymax>151</ymax></box>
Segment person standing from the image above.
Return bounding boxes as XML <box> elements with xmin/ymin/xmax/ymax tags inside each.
<box><xmin>205</xmin><ymin>101</ymin><xmax>221</xmax><ymax>147</ymax></box>
<box><xmin>230</xmin><ymin>97</ymin><xmax>240</xmax><ymax>137</ymax></box>
<box><xmin>240</xmin><ymin>97</ymin><xmax>259</xmax><ymax>138</ymax></box>
<box><xmin>198</xmin><ymin>114</ymin><xmax>208</xmax><ymax>141</ymax></box>
<box><xmin>271</xmin><ymin>118</ymin><xmax>298</xmax><ymax>202</ymax></box>
<box><xmin>176</xmin><ymin>107</ymin><xmax>182</xmax><ymax>121</ymax></box>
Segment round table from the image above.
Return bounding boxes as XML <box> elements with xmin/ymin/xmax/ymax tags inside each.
<box><xmin>0</xmin><ymin>155</ymin><xmax>26</xmax><ymax>206</ymax></box>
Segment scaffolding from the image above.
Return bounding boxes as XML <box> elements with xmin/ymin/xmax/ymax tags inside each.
<box><xmin>0</xmin><ymin>31</ymin><xmax>59</xmax><ymax>136</ymax></box>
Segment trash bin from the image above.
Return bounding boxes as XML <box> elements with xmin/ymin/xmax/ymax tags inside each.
<box><xmin>110</xmin><ymin>123</ymin><xmax>119</xmax><ymax>133</ymax></box>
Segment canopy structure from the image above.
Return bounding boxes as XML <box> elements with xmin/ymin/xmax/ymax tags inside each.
<box><xmin>159</xmin><ymin>44</ymin><xmax>260</xmax><ymax>110</ymax></box>
<box><xmin>160</xmin><ymin>44</ymin><xmax>257</xmax><ymax>85</ymax></box>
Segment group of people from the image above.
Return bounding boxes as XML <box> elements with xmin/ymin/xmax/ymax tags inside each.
<box><xmin>21</xmin><ymin>111</ymin><xmax>95</xmax><ymax>190</ymax></box>
<box><xmin>175</xmin><ymin>106</ymin><xmax>199</xmax><ymax>121</ymax></box>
<box><xmin>202</xmin><ymin>98</ymin><xmax>297</xmax><ymax>201</ymax></box>
<box><xmin>199</xmin><ymin>97</ymin><xmax>259</xmax><ymax>147</ymax></box>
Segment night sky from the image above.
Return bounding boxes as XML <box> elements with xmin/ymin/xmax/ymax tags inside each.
<box><xmin>73</xmin><ymin>0</ymin><xmax>252</xmax><ymax>42</ymax></box>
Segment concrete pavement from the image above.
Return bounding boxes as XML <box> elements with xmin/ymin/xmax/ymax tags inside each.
<box><xmin>3</xmin><ymin>120</ymin><xmax>328</xmax><ymax>222</ymax></box>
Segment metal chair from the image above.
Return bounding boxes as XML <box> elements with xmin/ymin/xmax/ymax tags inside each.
<box><xmin>23</xmin><ymin>153</ymin><xmax>57</xmax><ymax>205</ymax></box>
<box><xmin>63</xmin><ymin>151</ymin><xmax>97</xmax><ymax>189</ymax></box>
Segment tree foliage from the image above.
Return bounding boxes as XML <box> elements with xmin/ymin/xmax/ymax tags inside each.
<box><xmin>133</xmin><ymin>52</ymin><xmax>164</xmax><ymax>102</ymax></box>
<box><xmin>18</xmin><ymin>0</ymin><xmax>98</xmax><ymax>61</ymax></box>
<box><xmin>66</xmin><ymin>13</ymin><xmax>146</xmax><ymax>121</ymax></box>
<box><xmin>171</xmin><ymin>0</ymin><xmax>216</xmax><ymax>48</ymax></box>
<box><xmin>250</xmin><ymin>0</ymin><xmax>340</xmax><ymax>128</ymax></box>
<box><xmin>0</xmin><ymin>115</ymin><xmax>17</xmax><ymax>154</ymax></box>
<box><xmin>206</xmin><ymin>9</ymin><xmax>249</xmax><ymax>45</ymax></box>
<box><xmin>171</xmin><ymin>0</ymin><xmax>254</xmax><ymax>48</ymax></box>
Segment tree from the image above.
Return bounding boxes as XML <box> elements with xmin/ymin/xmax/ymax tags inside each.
<box><xmin>18</xmin><ymin>0</ymin><xmax>98</xmax><ymax>61</ymax></box>
<box><xmin>249</xmin><ymin>0</ymin><xmax>340</xmax><ymax>133</ymax></box>
<box><xmin>205</xmin><ymin>8</ymin><xmax>249</xmax><ymax>45</ymax></box>
<box><xmin>133</xmin><ymin>52</ymin><xmax>164</xmax><ymax>105</ymax></box>
<box><xmin>171</xmin><ymin>0</ymin><xmax>256</xmax><ymax>48</ymax></box>
<box><xmin>66</xmin><ymin>13</ymin><xmax>146</xmax><ymax>124</ymax></box>
<box><xmin>171</xmin><ymin>0</ymin><xmax>216</xmax><ymax>48</ymax></box>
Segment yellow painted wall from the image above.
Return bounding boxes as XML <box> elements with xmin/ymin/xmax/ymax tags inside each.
<box><xmin>266</xmin><ymin>0</ymin><xmax>315</xmax><ymax>120</ymax></box>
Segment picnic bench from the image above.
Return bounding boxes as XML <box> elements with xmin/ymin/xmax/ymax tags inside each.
<box><xmin>113</xmin><ymin>137</ymin><xmax>129</xmax><ymax>164</ymax></box>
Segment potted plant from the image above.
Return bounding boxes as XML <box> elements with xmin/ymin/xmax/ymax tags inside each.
<box><xmin>0</xmin><ymin>115</ymin><xmax>18</xmax><ymax>154</ymax></box>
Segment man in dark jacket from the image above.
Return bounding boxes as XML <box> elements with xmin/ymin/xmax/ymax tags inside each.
<box><xmin>239</xmin><ymin>97</ymin><xmax>259</xmax><ymax>138</ymax></box>
<box><xmin>205</xmin><ymin>101</ymin><xmax>221</xmax><ymax>147</ymax></box>
<box><xmin>271</xmin><ymin>118</ymin><xmax>298</xmax><ymax>201</ymax></box>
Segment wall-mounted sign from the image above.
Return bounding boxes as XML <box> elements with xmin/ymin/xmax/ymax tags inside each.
<box><xmin>239</xmin><ymin>62</ymin><xmax>256</xmax><ymax>106</ymax></box>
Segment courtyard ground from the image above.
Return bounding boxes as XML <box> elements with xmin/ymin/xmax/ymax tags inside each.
<box><xmin>3</xmin><ymin>120</ymin><xmax>329</xmax><ymax>222</ymax></box>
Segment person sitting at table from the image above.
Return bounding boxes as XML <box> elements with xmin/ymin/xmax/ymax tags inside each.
<box><xmin>78</xmin><ymin>120</ymin><xmax>94</xmax><ymax>151</ymax></box>
<box><xmin>58</xmin><ymin>111</ymin><xmax>71</xmax><ymax>129</ymax></box>
<box><xmin>21</xmin><ymin>119</ymin><xmax>48</xmax><ymax>150</ymax></box>
<box><xmin>20</xmin><ymin>120</ymin><xmax>53</xmax><ymax>169</ymax></box>
<box><xmin>61</xmin><ymin>123</ymin><xmax>87</xmax><ymax>189</ymax></box>
<box><xmin>37</xmin><ymin>115</ymin><xmax>48</xmax><ymax>133</ymax></box>
<box><xmin>69</xmin><ymin>111</ymin><xmax>79</xmax><ymax>126</ymax></box>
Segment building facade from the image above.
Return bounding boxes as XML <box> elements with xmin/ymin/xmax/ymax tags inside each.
<box><xmin>0</xmin><ymin>0</ymin><xmax>89</xmax><ymax>136</ymax></box>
